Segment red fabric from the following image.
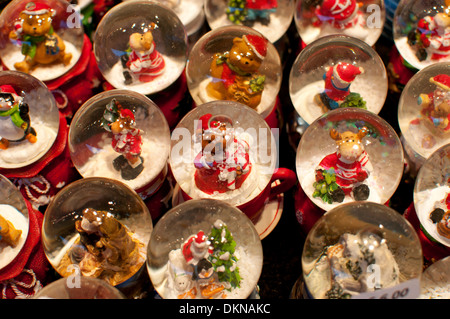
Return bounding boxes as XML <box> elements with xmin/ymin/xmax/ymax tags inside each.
<box><xmin>0</xmin><ymin>199</ymin><xmax>49</xmax><ymax>299</ymax></box>
<box><xmin>126</xmin><ymin>44</ymin><xmax>165</xmax><ymax>82</ymax></box>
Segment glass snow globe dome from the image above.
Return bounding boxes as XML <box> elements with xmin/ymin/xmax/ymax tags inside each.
<box><xmin>296</xmin><ymin>107</ymin><xmax>404</xmax><ymax>211</ymax></box>
<box><xmin>394</xmin><ymin>0</ymin><xmax>450</xmax><ymax>71</ymax></box>
<box><xmin>143</xmin><ymin>0</ymin><xmax>205</xmax><ymax>36</ymax></box>
<box><xmin>69</xmin><ymin>90</ymin><xmax>170</xmax><ymax>193</ymax></box>
<box><xmin>414</xmin><ymin>143</ymin><xmax>450</xmax><ymax>248</ymax></box>
<box><xmin>302</xmin><ymin>202</ymin><xmax>423</xmax><ymax>299</ymax></box>
<box><xmin>398</xmin><ymin>62</ymin><xmax>450</xmax><ymax>163</ymax></box>
<box><xmin>94</xmin><ymin>0</ymin><xmax>188</xmax><ymax>95</ymax></box>
<box><xmin>289</xmin><ymin>34</ymin><xmax>388</xmax><ymax>125</ymax></box>
<box><xmin>147</xmin><ymin>198</ymin><xmax>263</xmax><ymax>299</ymax></box>
<box><xmin>169</xmin><ymin>100</ymin><xmax>277</xmax><ymax>207</ymax></box>
<box><xmin>294</xmin><ymin>0</ymin><xmax>385</xmax><ymax>46</ymax></box>
<box><xmin>0</xmin><ymin>0</ymin><xmax>84</xmax><ymax>82</ymax></box>
<box><xmin>0</xmin><ymin>70</ymin><xmax>59</xmax><ymax>169</ymax></box>
<box><xmin>0</xmin><ymin>174</ymin><xmax>29</xmax><ymax>271</ymax></box>
<box><xmin>204</xmin><ymin>0</ymin><xmax>294</xmax><ymax>43</ymax></box>
<box><xmin>186</xmin><ymin>25</ymin><xmax>282</xmax><ymax>120</ymax></box>
<box><xmin>34</xmin><ymin>277</ymin><xmax>125</xmax><ymax>299</ymax></box>
<box><xmin>42</xmin><ymin>177</ymin><xmax>153</xmax><ymax>287</ymax></box>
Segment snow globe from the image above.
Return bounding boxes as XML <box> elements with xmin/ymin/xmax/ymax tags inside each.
<box><xmin>93</xmin><ymin>0</ymin><xmax>188</xmax><ymax>96</ymax></box>
<box><xmin>0</xmin><ymin>174</ymin><xmax>29</xmax><ymax>272</ymax></box>
<box><xmin>204</xmin><ymin>0</ymin><xmax>294</xmax><ymax>43</ymax></box>
<box><xmin>289</xmin><ymin>34</ymin><xmax>388</xmax><ymax>125</ymax></box>
<box><xmin>34</xmin><ymin>277</ymin><xmax>126</xmax><ymax>299</ymax></box>
<box><xmin>419</xmin><ymin>256</ymin><xmax>450</xmax><ymax>299</ymax></box>
<box><xmin>414</xmin><ymin>143</ymin><xmax>450</xmax><ymax>249</ymax></box>
<box><xmin>69</xmin><ymin>90</ymin><xmax>171</xmax><ymax>198</ymax></box>
<box><xmin>186</xmin><ymin>26</ymin><xmax>282</xmax><ymax>121</ymax></box>
<box><xmin>170</xmin><ymin>100</ymin><xmax>297</xmax><ymax>222</ymax></box>
<box><xmin>294</xmin><ymin>0</ymin><xmax>385</xmax><ymax>46</ymax></box>
<box><xmin>42</xmin><ymin>177</ymin><xmax>153</xmax><ymax>289</ymax></box>
<box><xmin>296</xmin><ymin>107</ymin><xmax>404</xmax><ymax>211</ymax></box>
<box><xmin>398</xmin><ymin>62</ymin><xmax>450</xmax><ymax>174</ymax></box>
<box><xmin>394</xmin><ymin>0</ymin><xmax>450</xmax><ymax>71</ymax></box>
<box><xmin>300</xmin><ymin>201</ymin><xmax>423</xmax><ymax>299</ymax></box>
<box><xmin>0</xmin><ymin>0</ymin><xmax>84</xmax><ymax>82</ymax></box>
<box><xmin>141</xmin><ymin>0</ymin><xmax>206</xmax><ymax>37</ymax></box>
<box><xmin>0</xmin><ymin>70</ymin><xmax>59</xmax><ymax>170</ymax></box>
<box><xmin>146</xmin><ymin>198</ymin><xmax>263</xmax><ymax>299</ymax></box>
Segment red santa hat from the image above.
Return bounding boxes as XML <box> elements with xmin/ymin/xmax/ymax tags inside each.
<box><xmin>332</xmin><ymin>62</ymin><xmax>364</xmax><ymax>88</ymax></box>
<box><xmin>318</xmin><ymin>0</ymin><xmax>358</xmax><ymax>22</ymax></box>
<box><xmin>0</xmin><ymin>85</ymin><xmax>17</xmax><ymax>95</ymax></box>
<box><xmin>182</xmin><ymin>231</ymin><xmax>212</xmax><ymax>264</ymax></box>
<box><xmin>243</xmin><ymin>34</ymin><xmax>268</xmax><ymax>60</ymax></box>
<box><xmin>119</xmin><ymin>108</ymin><xmax>135</xmax><ymax>119</ymax></box>
<box><xmin>22</xmin><ymin>2</ymin><xmax>54</xmax><ymax>16</ymax></box>
<box><xmin>430</xmin><ymin>74</ymin><xmax>450</xmax><ymax>91</ymax></box>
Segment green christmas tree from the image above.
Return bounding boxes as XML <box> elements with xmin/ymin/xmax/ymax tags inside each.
<box><xmin>208</xmin><ymin>221</ymin><xmax>241</xmax><ymax>289</ymax></box>
<box><xmin>226</xmin><ymin>0</ymin><xmax>248</xmax><ymax>24</ymax></box>
<box><xmin>340</xmin><ymin>92</ymin><xmax>367</xmax><ymax>109</ymax></box>
<box><xmin>313</xmin><ymin>169</ymin><xmax>343</xmax><ymax>204</ymax></box>
<box><xmin>101</xmin><ymin>98</ymin><xmax>120</xmax><ymax>132</ymax></box>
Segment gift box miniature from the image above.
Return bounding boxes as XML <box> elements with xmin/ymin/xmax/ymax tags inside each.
<box><xmin>0</xmin><ymin>71</ymin><xmax>59</xmax><ymax>170</ymax></box>
<box><xmin>414</xmin><ymin>143</ymin><xmax>450</xmax><ymax>249</ymax></box>
<box><xmin>295</xmin><ymin>0</ymin><xmax>385</xmax><ymax>46</ymax></box>
<box><xmin>204</xmin><ymin>0</ymin><xmax>294</xmax><ymax>43</ymax></box>
<box><xmin>0</xmin><ymin>0</ymin><xmax>85</xmax><ymax>82</ymax></box>
<box><xmin>42</xmin><ymin>177</ymin><xmax>153</xmax><ymax>289</ymax></box>
<box><xmin>296</xmin><ymin>108</ymin><xmax>404</xmax><ymax>211</ymax></box>
<box><xmin>299</xmin><ymin>202</ymin><xmax>423</xmax><ymax>299</ymax></box>
<box><xmin>146</xmin><ymin>199</ymin><xmax>263</xmax><ymax>299</ymax></box>
<box><xmin>398</xmin><ymin>62</ymin><xmax>450</xmax><ymax>174</ymax></box>
<box><xmin>289</xmin><ymin>35</ymin><xmax>388</xmax><ymax>125</ymax></box>
<box><xmin>394</xmin><ymin>0</ymin><xmax>450</xmax><ymax>70</ymax></box>
<box><xmin>186</xmin><ymin>26</ymin><xmax>282</xmax><ymax>120</ymax></box>
<box><xmin>93</xmin><ymin>0</ymin><xmax>188</xmax><ymax>95</ymax></box>
<box><xmin>69</xmin><ymin>90</ymin><xmax>171</xmax><ymax>197</ymax></box>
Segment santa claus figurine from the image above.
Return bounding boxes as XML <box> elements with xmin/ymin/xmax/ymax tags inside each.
<box><xmin>315</xmin><ymin>61</ymin><xmax>366</xmax><ymax>112</ymax></box>
<box><xmin>408</xmin><ymin>8</ymin><xmax>450</xmax><ymax>62</ymax></box>
<box><xmin>417</xmin><ymin>73</ymin><xmax>450</xmax><ymax>136</ymax></box>
<box><xmin>0</xmin><ymin>84</ymin><xmax>37</xmax><ymax>150</ymax></box>
<box><xmin>122</xmin><ymin>23</ymin><xmax>165</xmax><ymax>84</ymax></box>
<box><xmin>181</xmin><ymin>231</ymin><xmax>214</xmax><ymax>280</ymax></box>
<box><xmin>314</xmin><ymin>0</ymin><xmax>365</xmax><ymax>29</ymax></box>
<box><xmin>102</xmin><ymin>99</ymin><xmax>144</xmax><ymax>180</ymax></box>
<box><xmin>193</xmin><ymin>114</ymin><xmax>252</xmax><ymax>194</ymax></box>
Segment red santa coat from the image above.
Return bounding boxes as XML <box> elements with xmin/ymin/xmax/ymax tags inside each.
<box><xmin>127</xmin><ymin>42</ymin><xmax>165</xmax><ymax>82</ymax></box>
<box><xmin>111</xmin><ymin>128</ymin><xmax>143</xmax><ymax>160</ymax></box>
<box><xmin>245</xmin><ymin>0</ymin><xmax>277</xmax><ymax>10</ymax></box>
<box><xmin>194</xmin><ymin>138</ymin><xmax>251</xmax><ymax>194</ymax></box>
<box><xmin>317</xmin><ymin>151</ymin><xmax>369</xmax><ymax>195</ymax></box>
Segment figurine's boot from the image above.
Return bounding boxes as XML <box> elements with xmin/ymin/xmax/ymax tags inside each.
<box><xmin>0</xmin><ymin>215</ymin><xmax>22</xmax><ymax>247</ymax></box>
<box><xmin>14</xmin><ymin>60</ymin><xmax>32</xmax><ymax>74</ymax></box>
<box><xmin>353</xmin><ymin>184</ymin><xmax>370</xmax><ymax>201</ymax></box>
<box><xmin>0</xmin><ymin>138</ymin><xmax>9</xmax><ymax>150</ymax></box>
<box><xmin>62</xmin><ymin>52</ymin><xmax>72</xmax><ymax>66</ymax></box>
<box><xmin>121</xmin><ymin>156</ymin><xmax>144</xmax><ymax>180</ymax></box>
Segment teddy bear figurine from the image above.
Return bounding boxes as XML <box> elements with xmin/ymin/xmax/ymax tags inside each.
<box><xmin>121</xmin><ymin>23</ymin><xmax>165</xmax><ymax>85</ymax></box>
<box><xmin>8</xmin><ymin>2</ymin><xmax>72</xmax><ymax>74</ymax></box>
<box><xmin>417</xmin><ymin>74</ymin><xmax>450</xmax><ymax>137</ymax></box>
<box><xmin>206</xmin><ymin>34</ymin><xmax>267</xmax><ymax>109</ymax></box>
<box><xmin>0</xmin><ymin>84</ymin><xmax>37</xmax><ymax>150</ymax></box>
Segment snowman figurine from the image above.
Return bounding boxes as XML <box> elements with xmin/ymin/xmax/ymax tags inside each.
<box><xmin>314</xmin><ymin>62</ymin><xmax>366</xmax><ymax>112</ymax></box>
<box><xmin>0</xmin><ymin>85</ymin><xmax>37</xmax><ymax>150</ymax></box>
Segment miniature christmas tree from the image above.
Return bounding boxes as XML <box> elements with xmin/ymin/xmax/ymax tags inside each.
<box><xmin>208</xmin><ymin>221</ymin><xmax>241</xmax><ymax>289</ymax></box>
<box><xmin>226</xmin><ymin>0</ymin><xmax>248</xmax><ymax>24</ymax></box>
<box><xmin>101</xmin><ymin>98</ymin><xmax>121</xmax><ymax>131</ymax></box>
<box><xmin>313</xmin><ymin>168</ymin><xmax>345</xmax><ymax>204</ymax></box>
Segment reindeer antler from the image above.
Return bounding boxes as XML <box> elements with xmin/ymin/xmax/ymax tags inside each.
<box><xmin>329</xmin><ymin>128</ymin><xmax>341</xmax><ymax>141</ymax></box>
<box><xmin>357</xmin><ymin>126</ymin><xmax>369</xmax><ymax>140</ymax></box>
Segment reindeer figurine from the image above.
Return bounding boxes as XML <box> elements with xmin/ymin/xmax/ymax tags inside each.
<box><xmin>314</xmin><ymin>126</ymin><xmax>371</xmax><ymax>204</ymax></box>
